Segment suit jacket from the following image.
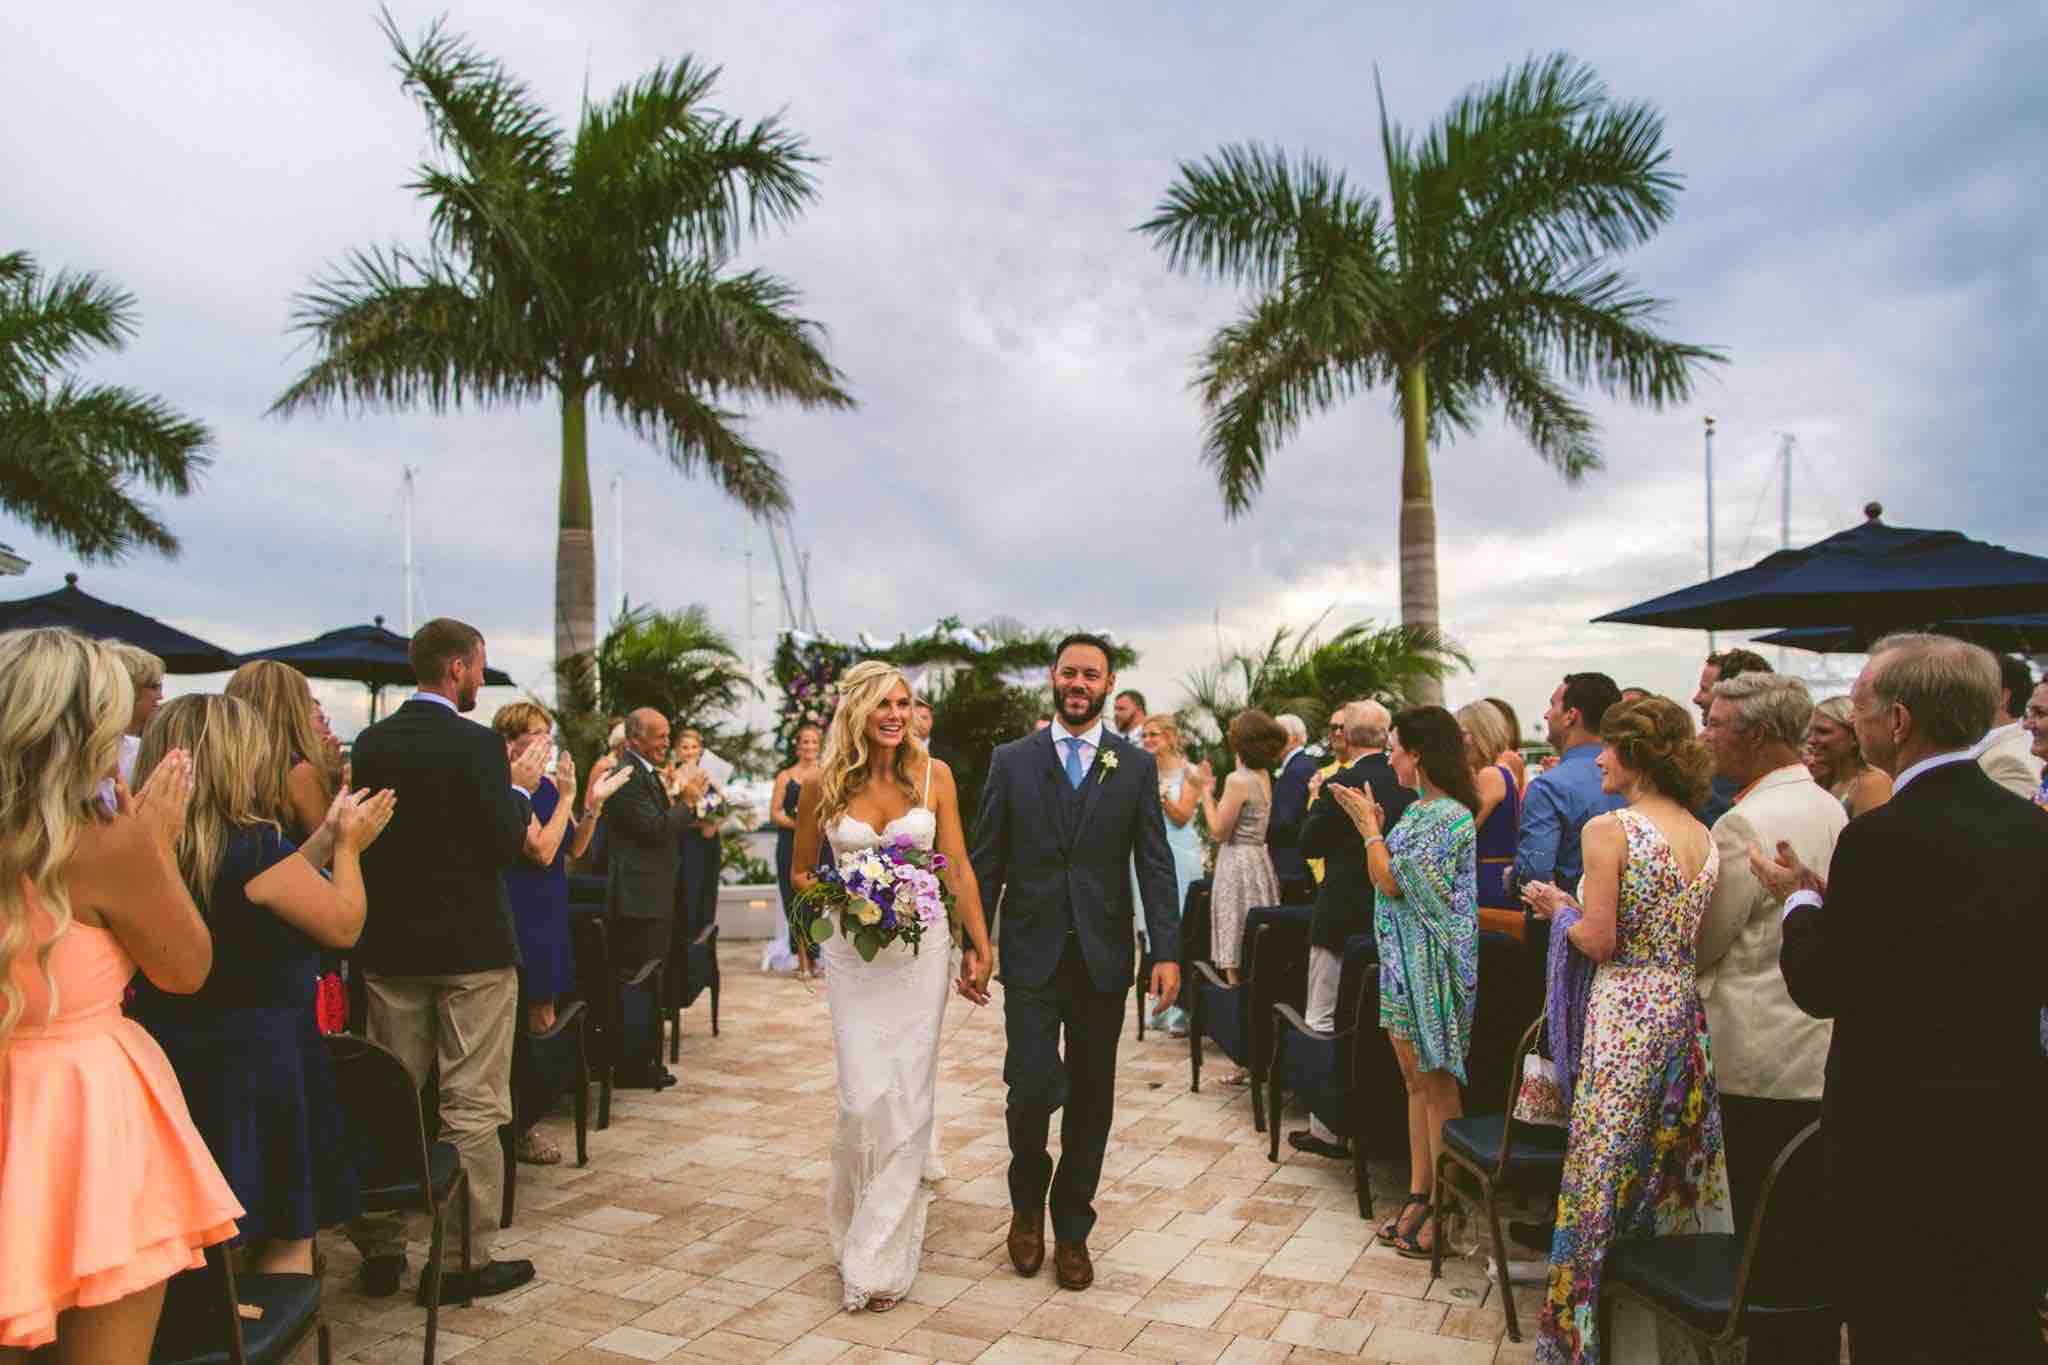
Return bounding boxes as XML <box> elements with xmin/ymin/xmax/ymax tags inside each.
<box><xmin>1299</xmin><ymin>752</ymin><xmax>1415</xmax><ymax>952</ymax></box>
<box><xmin>1976</xmin><ymin>723</ymin><xmax>2045</xmax><ymax>800</ymax></box>
<box><xmin>1267</xmin><ymin>748</ymin><xmax>1319</xmax><ymax>881</ymax></box>
<box><xmin>351</xmin><ymin>698</ymin><xmax>532</xmax><ymax>977</ymax></box>
<box><xmin>604</xmin><ymin>753</ymin><xmax>698</xmax><ymax>922</ymax></box>
<box><xmin>1781</xmin><ymin>760</ymin><xmax>2048</xmax><ymax>1142</ymax></box>
<box><xmin>970</xmin><ymin>728</ymin><xmax>1179</xmax><ymax>992</ymax></box>
<box><xmin>1699</xmin><ymin>763</ymin><xmax>1846</xmax><ymax>1099</ymax></box>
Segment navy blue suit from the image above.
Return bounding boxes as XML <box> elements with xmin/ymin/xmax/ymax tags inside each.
<box><xmin>1267</xmin><ymin>748</ymin><xmax>1319</xmax><ymax>882</ymax></box>
<box><xmin>971</xmin><ymin>727</ymin><xmax>1179</xmax><ymax>1242</ymax></box>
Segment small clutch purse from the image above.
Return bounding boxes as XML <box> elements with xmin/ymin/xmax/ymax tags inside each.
<box><xmin>1512</xmin><ymin>1040</ymin><xmax>1568</xmax><ymax>1128</ymax></box>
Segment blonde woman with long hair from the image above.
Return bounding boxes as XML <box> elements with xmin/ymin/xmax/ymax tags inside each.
<box><xmin>131</xmin><ymin>695</ymin><xmax>394</xmax><ymax>1277</ymax></box>
<box><xmin>789</xmin><ymin>661</ymin><xmax>992</xmax><ymax>1314</ymax></box>
<box><xmin>0</xmin><ymin>629</ymin><xmax>241</xmax><ymax>1362</ymax></box>
<box><xmin>225</xmin><ymin>660</ymin><xmax>340</xmax><ymax>839</ymax></box>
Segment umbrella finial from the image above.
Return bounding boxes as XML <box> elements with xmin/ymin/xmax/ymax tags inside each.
<box><xmin>1864</xmin><ymin>501</ymin><xmax>1884</xmax><ymax>523</ymax></box>
<box><xmin>64</xmin><ymin>573</ymin><xmax>78</xmax><ymax>586</ymax></box>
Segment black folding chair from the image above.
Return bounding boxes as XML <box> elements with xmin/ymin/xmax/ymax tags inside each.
<box><xmin>1430</xmin><ymin>1017</ymin><xmax>1566</xmax><ymax>1343</ymax></box>
<box><xmin>667</xmin><ymin>919</ymin><xmax>721</xmax><ymax>1062</ymax></box>
<box><xmin>498</xmin><ymin>997</ymin><xmax>592</xmax><ymax>1228</ymax></box>
<box><xmin>324</xmin><ymin>1035</ymin><xmax>472</xmax><ymax>1365</ymax></box>
<box><xmin>1266</xmin><ymin>932</ymin><xmax>1377</xmax><ymax>1214</ymax></box>
<box><xmin>1602</xmin><ymin>1120</ymin><xmax>1833</xmax><ymax>1355</ymax></box>
<box><xmin>150</xmin><ymin>1243</ymin><xmax>330</xmax><ymax>1365</ymax></box>
<box><xmin>570</xmin><ymin>913</ymin><xmax>664</xmax><ymax>1128</ymax></box>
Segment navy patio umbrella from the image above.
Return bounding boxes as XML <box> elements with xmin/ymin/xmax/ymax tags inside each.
<box><xmin>1754</xmin><ymin>614</ymin><xmax>2048</xmax><ymax>656</ymax></box>
<box><xmin>237</xmin><ymin>617</ymin><xmax>514</xmax><ymax>720</ymax></box>
<box><xmin>0</xmin><ymin>573</ymin><xmax>239</xmax><ymax>672</ymax></box>
<box><xmin>1595</xmin><ymin>504</ymin><xmax>2048</xmax><ymax>634</ymax></box>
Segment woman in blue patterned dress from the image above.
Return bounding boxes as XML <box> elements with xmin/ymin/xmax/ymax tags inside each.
<box><xmin>1522</xmin><ymin>696</ymin><xmax>1732</xmax><ymax>1364</ymax></box>
<box><xmin>1137</xmin><ymin>713</ymin><xmax>1203</xmax><ymax>1035</ymax></box>
<box><xmin>1328</xmin><ymin>705</ymin><xmax>1479</xmax><ymax>1259</ymax></box>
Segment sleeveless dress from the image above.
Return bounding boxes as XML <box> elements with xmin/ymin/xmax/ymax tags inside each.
<box><xmin>1209</xmin><ymin>780</ymin><xmax>1279</xmax><ymax>970</ymax></box>
<box><xmin>0</xmin><ymin>902</ymin><xmax>242</xmax><ymax>1348</ymax></box>
<box><xmin>765</xmin><ymin>774</ymin><xmax>806</xmax><ymax>973</ymax></box>
<box><xmin>821</xmin><ymin>766</ymin><xmax>952</xmax><ymax>1310</ymax></box>
<box><xmin>1143</xmin><ymin>769</ymin><xmax>1203</xmax><ymax>1029</ymax></box>
<box><xmin>1474</xmin><ymin>764</ymin><xmax>1522</xmax><ymax>908</ymax></box>
<box><xmin>132</xmin><ymin>827</ymin><xmax>358</xmax><ymax>1249</ymax></box>
<box><xmin>1538</xmin><ymin>809</ymin><xmax>1733</xmax><ymax>1365</ymax></box>
<box><xmin>504</xmin><ymin>778</ymin><xmax>575</xmax><ymax>1001</ymax></box>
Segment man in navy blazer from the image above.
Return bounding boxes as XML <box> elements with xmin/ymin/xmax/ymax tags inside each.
<box><xmin>1266</xmin><ymin>714</ymin><xmax>1318</xmax><ymax>883</ymax></box>
<box><xmin>1759</xmin><ymin>634</ymin><xmax>2048</xmax><ymax>1363</ymax></box>
<box><xmin>972</xmin><ymin>635</ymin><xmax>1180</xmax><ymax>1292</ymax></box>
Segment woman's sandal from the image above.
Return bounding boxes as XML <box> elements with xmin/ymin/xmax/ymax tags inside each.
<box><xmin>1221</xmin><ymin>1070</ymin><xmax>1253</xmax><ymax>1087</ymax></box>
<box><xmin>867</xmin><ymin>1296</ymin><xmax>900</xmax><ymax>1313</ymax></box>
<box><xmin>516</xmin><ymin>1133</ymin><xmax>563</xmax><ymax>1166</ymax></box>
<box><xmin>1390</xmin><ymin>1206</ymin><xmax>1438</xmax><ymax>1260</ymax></box>
<box><xmin>1376</xmin><ymin>1192</ymin><xmax>1430</xmax><ymax>1245</ymax></box>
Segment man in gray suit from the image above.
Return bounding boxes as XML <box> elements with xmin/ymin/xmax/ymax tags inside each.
<box><xmin>972</xmin><ymin>634</ymin><xmax>1180</xmax><ymax>1292</ymax></box>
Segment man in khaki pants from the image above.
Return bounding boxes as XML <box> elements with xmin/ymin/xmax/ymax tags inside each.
<box><xmin>347</xmin><ymin>619</ymin><xmax>545</xmax><ymax>1302</ymax></box>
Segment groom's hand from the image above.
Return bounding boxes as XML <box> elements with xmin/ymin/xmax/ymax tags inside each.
<box><xmin>1149</xmin><ymin>961</ymin><xmax>1180</xmax><ymax>1011</ymax></box>
<box><xmin>957</xmin><ymin>945</ymin><xmax>993</xmax><ymax>1006</ymax></box>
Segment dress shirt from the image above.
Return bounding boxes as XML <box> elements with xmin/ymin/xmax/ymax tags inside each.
<box><xmin>1508</xmin><ymin>741</ymin><xmax>1625</xmax><ymax>897</ymax></box>
<box><xmin>410</xmin><ymin>690</ymin><xmax>457</xmax><ymax>711</ymax></box>
<box><xmin>1052</xmin><ymin>718</ymin><xmax>1105</xmax><ymax>774</ymax></box>
<box><xmin>1782</xmin><ymin>747</ymin><xmax>1978</xmax><ymax>918</ymax></box>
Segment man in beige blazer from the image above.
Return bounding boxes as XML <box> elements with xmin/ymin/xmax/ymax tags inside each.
<box><xmin>1698</xmin><ymin>671</ymin><xmax>1846</xmax><ymax>1364</ymax></box>
<box><xmin>1974</xmin><ymin>654</ymin><xmax>2043</xmax><ymax>799</ymax></box>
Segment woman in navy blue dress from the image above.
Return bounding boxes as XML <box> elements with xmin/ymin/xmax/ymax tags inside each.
<box><xmin>669</xmin><ymin>727</ymin><xmax>724</xmax><ymax>1001</ymax></box>
<box><xmin>769</xmin><ymin>724</ymin><xmax>823</xmax><ymax>973</ymax></box>
<box><xmin>132</xmin><ymin>695</ymin><xmax>395</xmax><ymax>1275</ymax></box>
<box><xmin>491</xmin><ymin>703</ymin><xmax>620</xmax><ymax>1166</ymax></box>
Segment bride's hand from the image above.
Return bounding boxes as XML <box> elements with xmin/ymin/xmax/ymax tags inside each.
<box><xmin>957</xmin><ymin>943</ymin><xmax>993</xmax><ymax>1006</ymax></box>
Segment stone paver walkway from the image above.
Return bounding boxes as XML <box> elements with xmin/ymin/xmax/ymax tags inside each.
<box><xmin>304</xmin><ymin>942</ymin><xmax>1544</xmax><ymax>1363</ymax></box>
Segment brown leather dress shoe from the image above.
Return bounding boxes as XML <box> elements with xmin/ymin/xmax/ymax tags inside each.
<box><xmin>1007</xmin><ymin>1207</ymin><xmax>1045</xmax><ymax>1277</ymax></box>
<box><xmin>1053</xmin><ymin>1240</ymin><xmax>1093</xmax><ymax>1290</ymax></box>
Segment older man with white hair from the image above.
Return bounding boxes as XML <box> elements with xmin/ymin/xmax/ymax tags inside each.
<box><xmin>1757</xmin><ymin>633</ymin><xmax>2048</xmax><ymax>1363</ymax></box>
<box><xmin>1697</xmin><ymin>671</ymin><xmax>1845</xmax><ymax>1364</ymax></box>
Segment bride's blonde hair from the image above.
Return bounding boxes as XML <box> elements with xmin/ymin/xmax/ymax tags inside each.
<box><xmin>0</xmin><ymin>628</ymin><xmax>133</xmax><ymax>1045</ymax></box>
<box><xmin>817</xmin><ymin>660</ymin><xmax>924</xmax><ymax>827</ymax></box>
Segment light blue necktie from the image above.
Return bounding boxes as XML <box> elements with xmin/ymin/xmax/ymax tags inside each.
<box><xmin>1064</xmin><ymin>736</ymin><xmax>1086</xmax><ymax>789</ymax></box>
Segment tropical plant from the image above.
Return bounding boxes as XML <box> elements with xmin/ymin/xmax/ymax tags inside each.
<box><xmin>1141</xmin><ymin>54</ymin><xmax>1723</xmax><ymax>701</ymax></box>
<box><xmin>597</xmin><ymin>602</ymin><xmax>758</xmax><ymax>727</ymax></box>
<box><xmin>272</xmin><ymin>12</ymin><xmax>853</xmax><ymax>695</ymax></box>
<box><xmin>924</xmin><ymin>664</ymin><xmax>1046</xmax><ymax>825</ymax></box>
<box><xmin>1181</xmin><ymin>615</ymin><xmax>1466</xmax><ymax>768</ymax></box>
<box><xmin>0</xmin><ymin>251</ymin><xmax>212</xmax><ymax>560</ymax></box>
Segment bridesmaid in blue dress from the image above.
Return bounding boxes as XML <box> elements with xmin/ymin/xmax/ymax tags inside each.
<box><xmin>492</xmin><ymin>703</ymin><xmax>609</xmax><ymax>1166</ymax></box>
<box><xmin>1137</xmin><ymin>714</ymin><xmax>1204</xmax><ymax>1034</ymax></box>
<box><xmin>769</xmin><ymin>724</ymin><xmax>824</xmax><ymax>973</ymax></box>
<box><xmin>131</xmin><ymin>695</ymin><xmax>395</xmax><ymax>1274</ymax></box>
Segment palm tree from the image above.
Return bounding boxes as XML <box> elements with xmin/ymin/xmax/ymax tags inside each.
<box><xmin>1141</xmin><ymin>54</ymin><xmax>1723</xmax><ymax>702</ymax></box>
<box><xmin>0</xmin><ymin>251</ymin><xmax>212</xmax><ymax>560</ymax></box>
<box><xmin>597</xmin><ymin>602</ymin><xmax>758</xmax><ymax>725</ymax></box>
<box><xmin>273</xmin><ymin>13</ymin><xmax>853</xmax><ymax>693</ymax></box>
<box><xmin>1182</xmin><ymin>615</ymin><xmax>1465</xmax><ymax>764</ymax></box>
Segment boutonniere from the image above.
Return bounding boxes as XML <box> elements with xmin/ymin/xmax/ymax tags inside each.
<box><xmin>1098</xmin><ymin>750</ymin><xmax>1119</xmax><ymax>784</ymax></box>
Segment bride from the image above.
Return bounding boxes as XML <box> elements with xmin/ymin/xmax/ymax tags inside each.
<box><xmin>790</xmin><ymin>661</ymin><xmax>994</xmax><ymax>1313</ymax></box>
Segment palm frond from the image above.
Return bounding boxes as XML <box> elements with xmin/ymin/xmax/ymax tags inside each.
<box><xmin>598</xmin><ymin>374</ymin><xmax>791</xmax><ymax>516</ymax></box>
<box><xmin>1138</xmin><ymin>143</ymin><xmax>1380</xmax><ymax>292</ymax></box>
<box><xmin>591</xmin><ymin>266</ymin><xmax>852</xmax><ymax>410</ymax></box>
<box><xmin>0</xmin><ymin>378</ymin><xmax>213</xmax><ymax>560</ymax></box>
<box><xmin>597</xmin><ymin>601</ymin><xmax>758</xmax><ymax>720</ymax></box>
<box><xmin>271</xmin><ymin>245</ymin><xmax>548</xmax><ymax>416</ymax></box>
<box><xmin>0</xmin><ymin>254</ymin><xmax>135</xmax><ymax>395</ymax></box>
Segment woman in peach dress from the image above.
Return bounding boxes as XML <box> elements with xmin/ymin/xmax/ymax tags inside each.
<box><xmin>0</xmin><ymin>628</ymin><xmax>242</xmax><ymax>1362</ymax></box>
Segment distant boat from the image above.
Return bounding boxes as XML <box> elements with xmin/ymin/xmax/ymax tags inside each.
<box><xmin>0</xmin><ymin>544</ymin><xmax>27</xmax><ymax>576</ymax></box>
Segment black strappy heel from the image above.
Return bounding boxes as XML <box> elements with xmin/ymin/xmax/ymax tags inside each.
<box><xmin>1377</xmin><ymin>1192</ymin><xmax>1429</xmax><ymax>1245</ymax></box>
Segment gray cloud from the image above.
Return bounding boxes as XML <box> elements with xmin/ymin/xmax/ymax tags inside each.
<box><xmin>4</xmin><ymin>0</ymin><xmax>2041</xmax><ymax>738</ymax></box>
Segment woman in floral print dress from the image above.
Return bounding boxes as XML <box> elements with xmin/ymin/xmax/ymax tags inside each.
<box><xmin>1523</xmin><ymin>696</ymin><xmax>1732</xmax><ymax>1365</ymax></box>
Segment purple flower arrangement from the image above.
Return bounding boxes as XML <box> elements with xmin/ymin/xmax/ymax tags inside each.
<box><xmin>794</xmin><ymin>834</ymin><xmax>956</xmax><ymax>962</ymax></box>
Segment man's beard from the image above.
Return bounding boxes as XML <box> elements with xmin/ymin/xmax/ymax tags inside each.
<box><xmin>1058</xmin><ymin>687</ymin><xmax>1106</xmax><ymax>725</ymax></box>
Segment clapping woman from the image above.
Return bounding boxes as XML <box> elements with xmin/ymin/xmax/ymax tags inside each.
<box><xmin>1328</xmin><ymin>706</ymin><xmax>1480</xmax><ymax>1259</ymax></box>
<box><xmin>226</xmin><ymin>660</ymin><xmax>340</xmax><ymax>840</ymax></box>
<box><xmin>132</xmin><ymin>695</ymin><xmax>396</xmax><ymax>1278</ymax></box>
<box><xmin>0</xmin><ymin>629</ymin><xmax>240</xmax><ymax>1361</ymax></box>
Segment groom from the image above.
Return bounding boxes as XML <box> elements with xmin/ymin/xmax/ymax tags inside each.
<box><xmin>971</xmin><ymin>633</ymin><xmax>1182</xmax><ymax>1291</ymax></box>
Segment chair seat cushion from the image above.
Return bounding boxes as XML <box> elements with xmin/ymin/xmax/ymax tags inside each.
<box><xmin>1607</xmin><ymin>1235</ymin><xmax>1830</xmax><ymax>1335</ymax></box>
<box><xmin>153</xmin><ymin>1270</ymin><xmax>320</xmax><ymax>1365</ymax></box>
<box><xmin>359</xmin><ymin>1138</ymin><xmax>460</xmax><ymax>1210</ymax></box>
<box><xmin>1440</xmin><ymin>1115</ymin><xmax>1567</xmax><ymax>1172</ymax></box>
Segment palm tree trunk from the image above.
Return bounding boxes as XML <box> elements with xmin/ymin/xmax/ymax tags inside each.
<box><xmin>555</xmin><ymin>383</ymin><xmax>598</xmax><ymax>704</ymax></box>
<box><xmin>1396</xmin><ymin>360</ymin><xmax>1442</xmax><ymax>705</ymax></box>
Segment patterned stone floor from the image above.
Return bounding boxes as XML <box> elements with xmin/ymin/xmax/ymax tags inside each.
<box><xmin>302</xmin><ymin>942</ymin><xmax>1550</xmax><ymax>1364</ymax></box>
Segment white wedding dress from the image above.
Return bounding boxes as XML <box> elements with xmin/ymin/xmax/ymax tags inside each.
<box><xmin>821</xmin><ymin>789</ymin><xmax>953</xmax><ymax>1311</ymax></box>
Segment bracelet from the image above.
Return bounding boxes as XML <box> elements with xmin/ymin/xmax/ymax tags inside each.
<box><xmin>1364</xmin><ymin>835</ymin><xmax>1386</xmax><ymax>850</ymax></box>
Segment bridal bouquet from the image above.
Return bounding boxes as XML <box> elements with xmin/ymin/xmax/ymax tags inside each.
<box><xmin>794</xmin><ymin>835</ymin><xmax>955</xmax><ymax>962</ymax></box>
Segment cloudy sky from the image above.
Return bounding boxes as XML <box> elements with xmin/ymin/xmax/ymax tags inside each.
<box><xmin>6</xmin><ymin>0</ymin><xmax>2043</xmax><ymax>739</ymax></box>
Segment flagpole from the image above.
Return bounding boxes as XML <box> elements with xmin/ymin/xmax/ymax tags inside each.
<box><xmin>1703</xmin><ymin>416</ymin><xmax>1717</xmax><ymax>655</ymax></box>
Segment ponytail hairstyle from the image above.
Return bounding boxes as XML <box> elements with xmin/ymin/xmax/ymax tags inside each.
<box><xmin>816</xmin><ymin>661</ymin><xmax>924</xmax><ymax>827</ymax></box>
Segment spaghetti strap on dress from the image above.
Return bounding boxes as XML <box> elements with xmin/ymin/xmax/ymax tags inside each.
<box><xmin>0</xmin><ymin>902</ymin><xmax>242</xmax><ymax>1349</ymax></box>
